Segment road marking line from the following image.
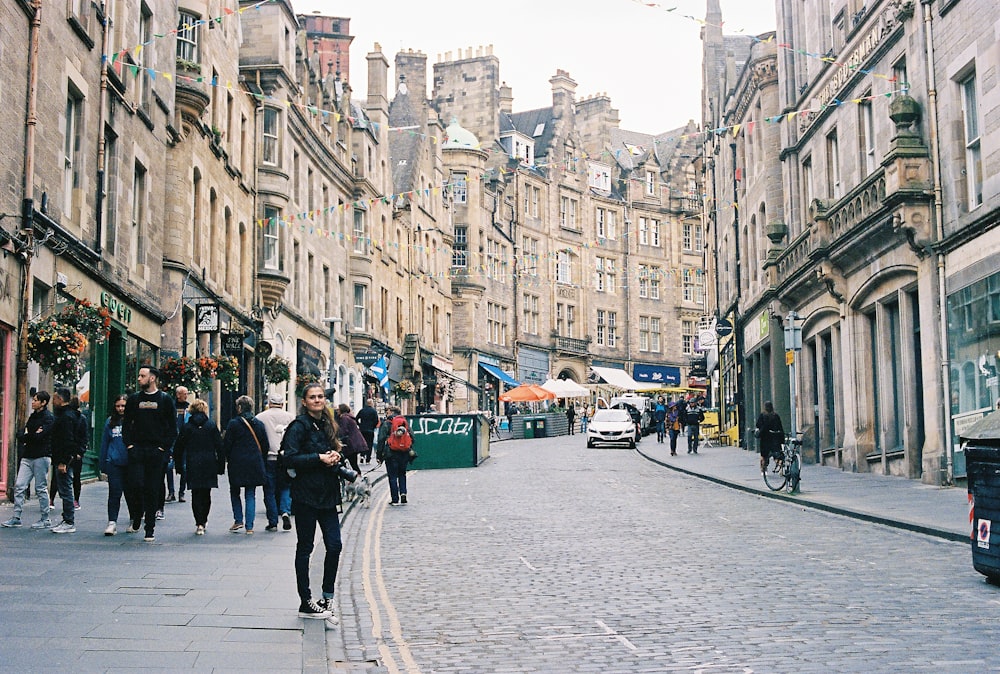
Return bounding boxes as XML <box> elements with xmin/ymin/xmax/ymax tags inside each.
<box><xmin>596</xmin><ymin>619</ymin><xmax>637</xmax><ymax>651</ymax></box>
<box><xmin>519</xmin><ymin>556</ymin><xmax>537</xmax><ymax>571</ymax></box>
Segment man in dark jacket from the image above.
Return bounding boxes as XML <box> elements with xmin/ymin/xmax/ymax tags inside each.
<box><xmin>50</xmin><ymin>389</ymin><xmax>82</xmax><ymax>534</ymax></box>
<box><xmin>282</xmin><ymin>382</ymin><xmax>343</xmax><ymax>620</ymax></box>
<box><xmin>2</xmin><ymin>391</ymin><xmax>55</xmax><ymax>529</ymax></box>
<box><xmin>355</xmin><ymin>398</ymin><xmax>379</xmax><ymax>464</ymax></box>
<box><xmin>123</xmin><ymin>366</ymin><xmax>177</xmax><ymax>542</ymax></box>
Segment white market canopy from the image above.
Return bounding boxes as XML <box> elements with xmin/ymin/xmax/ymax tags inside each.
<box><xmin>589</xmin><ymin>366</ymin><xmax>655</xmax><ymax>392</ymax></box>
<box><xmin>541</xmin><ymin>378</ymin><xmax>590</xmax><ymax>398</ymax></box>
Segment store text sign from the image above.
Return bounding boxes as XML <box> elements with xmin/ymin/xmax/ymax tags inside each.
<box><xmin>101</xmin><ymin>291</ymin><xmax>132</xmax><ymax>324</ymax></box>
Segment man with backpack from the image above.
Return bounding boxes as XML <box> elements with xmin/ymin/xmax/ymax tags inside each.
<box><xmin>376</xmin><ymin>406</ymin><xmax>413</xmax><ymax>505</ymax></box>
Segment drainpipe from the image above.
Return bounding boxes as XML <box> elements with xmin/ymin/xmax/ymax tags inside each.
<box><xmin>11</xmin><ymin>0</ymin><xmax>42</xmax><ymax>500</ymax></box>
<box><xmin>94</xmin><ymin>1</ymin><xmax>112</xmax><ymax>254</ymax></box>
<box><xmin>921</xmin><ymin>0</ymin><xmax>952</xmax><ymax>484</ymax></box>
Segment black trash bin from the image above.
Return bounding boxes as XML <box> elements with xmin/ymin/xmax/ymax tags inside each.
<box><xmin>963</xmin><ymin>412</ymin><xmax>1000</xmax><ymax>582</ymax></box>
<box><xmin>535</xmin><ymin>416</ymin><xmax>547</xmax><ymax>438</ymax></box>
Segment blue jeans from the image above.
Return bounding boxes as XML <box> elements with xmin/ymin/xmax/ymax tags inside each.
<box><xmin>12</xmin><ymin>457</ymin><xmax>51</xmax><ymax>521</ymax></box>
<box><xmin>263</xmin><ymin>461</ymin><xmax>291</xmax><ymax>527</ymax></box>
<box><xmin>385</xmin><ymin>453</ymin><xmax>408</xmax><ymax>503</ymax></box>
<box><xmin>105</xmin><ymin>463</ymin><xmax>133</xmax><ymax>522</ymax></box>
<box><xmin>56</xmin><ymin>463</ymin><xmax>75</xmax><ymax>525</ymax></box>
<box><xmin>293</xmin><ymin>501</ymin><xmax>342</xmax><ymax>602</ymax></box>
<box><xmin>230</xmin><ymin>486</ymin><xmax>257</xmax><ymax>530</ymax></box>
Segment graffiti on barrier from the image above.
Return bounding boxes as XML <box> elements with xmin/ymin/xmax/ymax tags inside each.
<box><xmin>410</xmin><ymin>416</ymin><xmax>474</xmax><ymax>437</ymax></box>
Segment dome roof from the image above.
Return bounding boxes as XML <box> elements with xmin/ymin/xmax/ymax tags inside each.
<box><xmin>442</xmin><ymin>118</ymin><xmax>479</xmax><ymax>149</ymax></box>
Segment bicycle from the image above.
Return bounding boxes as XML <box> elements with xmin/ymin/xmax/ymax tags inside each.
<box><xmin>763</xmin><ymin>433</ymin><xmax>803</xmax><ymax>493</ymax></box>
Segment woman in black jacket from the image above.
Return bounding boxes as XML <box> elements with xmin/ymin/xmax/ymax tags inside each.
<box><xmin>173</xmin><ymin>399</ymin><xmax>224</xmax><ymax>535</ymax></box>
<box><xmin>223</xmin><ymin>396</ymin><xmax>268</xmax><ymax>535</ymax></box>
<box><xmin>755</xmin><ymin>401</ymin><xmax>786</xmax><ymax>473</ymax></box>
<box><xmin>282</xmin><ymin>382</ymin><xmax>344</xmax><ymax>619</ymax></box>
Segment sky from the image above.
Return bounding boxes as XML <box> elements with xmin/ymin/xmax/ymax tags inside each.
<box><xmin>292</xmin><ymin>0</ymin><xmax>777</xmax><ymax>135</ymax></box>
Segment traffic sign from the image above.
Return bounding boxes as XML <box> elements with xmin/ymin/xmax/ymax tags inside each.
<box><xmin>716</xmin><ymin>318</ymin><xmax>733</xmax><ymax>337</ymax></box>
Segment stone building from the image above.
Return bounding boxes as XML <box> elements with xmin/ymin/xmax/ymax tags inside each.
<box><xmin>702</xmin><ymin>0</ymin><xmax>1000</xmax><ymax>484</ymax></box>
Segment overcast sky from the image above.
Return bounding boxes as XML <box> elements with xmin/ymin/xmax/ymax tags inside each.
<box><xmin>292</xmin><ymin>0</ymin><xmax>777</xmax><ymax>135</ymax></box>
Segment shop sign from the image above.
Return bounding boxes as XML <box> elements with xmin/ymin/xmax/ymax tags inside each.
<box><xmin>222</xmin><ymin>331</ymin><xmax>245</xmax><ymax>353</ymax></box>
<box><xmin>354</xmin><ymin>351</ymin><xmax>379</xmax><ymax>366</ymax></box>
<box><xmin>101</xmin><ymin>291</ymin><xmax>133</xmax><ymax>324</ymax></box>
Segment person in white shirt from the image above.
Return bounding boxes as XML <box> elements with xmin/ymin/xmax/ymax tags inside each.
<box><xmin>256</xmin><ymin>393</ymin><xmax>296</xmax><ymax>531</ymax></box>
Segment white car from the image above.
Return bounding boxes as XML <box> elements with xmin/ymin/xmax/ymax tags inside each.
<box><xmin>586</xmin><ymin>409</ymin><xmax>637</xmax><ymax>448</ymax></box>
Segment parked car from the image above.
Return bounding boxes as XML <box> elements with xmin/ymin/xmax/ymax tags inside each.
<box><xmin>587</xmin><ymin>409</ymin><xmax>637</xmax><ymax>448</ymax></box>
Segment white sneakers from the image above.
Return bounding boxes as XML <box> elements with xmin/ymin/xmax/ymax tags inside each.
<box><xmin>195</xmin><ymin>525</ymin><xmax>205</xmax><ymax>535</ymax></box>
<box><xmin>104</xmin><ymin>521</ymin><xmax>117</xmax><ymax>536</ymax></box>
<box><xmin>51</xmin><ymin>521</ymin><xmax>76</xmax><ymax>534</ymax></box>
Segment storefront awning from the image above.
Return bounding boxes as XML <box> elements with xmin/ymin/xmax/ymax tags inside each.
<box><xmin>432</xmin><ymin>366</ymin><xmax>482</xmax><ymax>393</ymax></box>
<box><xmin>632</xmin><ymin>364</ymin><xmax>681</xmax><ymax>386</ymax></box>
<box><xmin>479</xmin><ymin>363</ymin><xmax>520</xmax><ymax>387</ymax></box>
<box><xmin>590</xmin><ymin>366</ymin><xmax>644</xmax><ymax>391</ymax></box>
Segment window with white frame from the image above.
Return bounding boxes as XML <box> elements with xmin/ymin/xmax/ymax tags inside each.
<box><xmin>130</xmin><ymin>160</ymin><xmax>146</xmax><ymax>268</ymax></box>
<box><xmin>961</xmin><ymin>71</ymin><xmax>983</xmax><ymax>208</ymax></box>
<box><xmin>556</xmin><ymin>303</ymin><xmax>565</xmax><ymax>336</ymax></box>
<box><xmin>136</xmin><ymin>5</ymin><xmax>152</xmax><ymax>110</ymax></box>
<box><xmin>567</xmin><ymin>304</ymin><xmax>576</xmax><ymax>338</ymax></box>
<box><xmin>694</xmin><ymin>223</ymin><xmax>704</xmax><ymax>252</ymax></box>
<box><xmin>639</xmin><ymin>316</ymin><xmax>650</xmax><ymax>352</ymax></box>
<box><xmin>353</xmin><ymin>209</ymin><xmax>366</xmax><ymax>253</ymax></box>
<box><xmin>64</xmin><ymin>86</ymin><xmax>84</xmax><ymax>217</ymax></box>
<box><xmin>802</xmin><ymin>156</ymin><xmax>814</xmax><ymax>213</ymax></box>
<box><xmin>596</xmin><ymin>309</ymin><xmax>606</xmax><ymax>346</ymax></box>
<box><xmin>453</xmin><ymin>225</ymin><xmax>468</xmax><ymax>267</ymax></box>
<box><xmin>596</xmin><ymin>208</ymin><xmax>606</xmax><ymax>238</ymax></box>
<box><xmin>695</xmin><ymin>271</ymin><xmax>705</xmax><ymax>304</ymax></box>
<box><xmin>683</xmin><ymin>222</ymin><xmax>693</xmax><ymax>250</ymax></box>
<box><xmin>452</xmin><ymin>172</ymin><xmax>467</xmax><ymax>204</ymax></box>
<box><xmin>607</xmin><ymin>311</ymin><xmax>617</xmax><ymax>347</ymax></box>
<box><xmin>262</xmin><ymin>108</ymin><xmax>279</xmax><ymax>166</ymax></box>
<box><xmin>859</xmin><ymin>94</ymin><xmax>876</xmax><ymax>177</ymax></box>
<box><xmin>683</xmin><ymin>268</ymin><xmax>694</xmax><ymax>302</ymax></box>
<box><xmin>523</xmin><ymin>293</ymin><xmax>539</xmax><ymax>335</ymax></box>
<box><xmin>826</xmin><ymin>130</ymin><xmax>841</xmax><ymax>200</ymax></box>
<box><xmin>487</xmin><ymin>239</ymin><xmax>500</xmax><ymax>279</ymax></box>
<box><xmin>638</xmin><ymin>217</ymin><xmax>649</xmax><ymax>245</ymax></box>
<box><xmin>353</xmin><ymin>283</ymin><xmax>367</xmax><ymax>330</ymax></box>
<box><xmin>263</xmin><ymin>205</ymin><xmax>280</xmax><ymax>270</ymax></box>
<box><xmin>606</xmin><ymin>210</ymin><xmax>617</xmax><ymax>239</ymax></box>
<box><xmin>523</xmin><ymin>184</ymin><xmax>540</xmax><ymax>218</ymax></box>
<box><xmin>606</xmin><ymin>258</ymin><xmax>616</xmax><ymax>294</ymax></box>
<box><xmin>645</xmin><ymin>170</ymin><xmax>655</xmax><ymax>196</ymax></box>
<box><xmin>651</xmin><ymin>219</ymin><xmax>661</xmax><ymax>247</ymax></box>
<box><xmin>521</xmin><ymin>235</ymin><xmax>538</xmax><ymax>276</ymax></box>
<box><xmin>559</xmin><ymin>195</ymin><xmax>578</xmax><ymax>230</ymax></box>
<box><xmin>682</xmin><ymin>320</ymin><xmax>694</xmax><ymax>355</ymax></box>
<box><xmin>556</xmin><ymin>250</ymin><xmax>571</xmax><ymax>284</ymax></box>
<box><xmin>487</xmin><ymin>302</ymin><xmax>507</xmax><ymax>346</ymax></box>
<box><xmin>176</xmin><ymin>10</ymin><xmax>199</xmax><ymax>62</ymax></box>
<box><xmin>588</xmin><ymin>162</ymin><xmax>611</xmax><ymax>191</ymax></box>
<box><xmin>650</xmin><ymin>317</ymin><xmax>661</xmax><ymax>352</ymax></box>
<box><xmin>638</xmin><ymin>265</ymin><xmax>649</xmax><ymax>298</ymax></box>
<box><xmin>650</xmin><ymin>269</ymin><xmax>660</xmax><ymax>300</ymax></box>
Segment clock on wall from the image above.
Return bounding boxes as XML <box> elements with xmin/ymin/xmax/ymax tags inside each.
<box><xmin>196</xmin><ymin>304</ymin><xmax>220</xmax><ymax>333</ymax></box>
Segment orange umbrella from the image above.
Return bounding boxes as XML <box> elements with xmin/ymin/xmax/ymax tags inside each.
<box><xmin>499</xmin><ymin>383</ymin><xmax>557</xmax><ymax>402</ymax></box>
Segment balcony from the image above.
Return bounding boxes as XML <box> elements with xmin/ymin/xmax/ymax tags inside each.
<box><xmin>553</xmin><ymin>335</ymin><xmax>591</xmax><ymax>355</ymax></box>
<box><xmin>256</xmin><ymin>267</ymin><xmax>289</xmax><ymax>310</ymax></box>
<box><xmin>174</xmin><ymin>59</ymin><xmax>210</xmax><ymax>124</ymax></box>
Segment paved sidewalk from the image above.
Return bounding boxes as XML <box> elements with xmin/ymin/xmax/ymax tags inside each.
<box><xmin>636</xmin><ymin>434</ymin><xmax>971</xmax><ymax>542</ymax></box>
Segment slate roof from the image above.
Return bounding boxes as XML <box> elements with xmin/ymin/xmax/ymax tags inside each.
<box><xmin>388</xmin><ymin>90</ymin><xmax>422</xmax><ymax>195</ymax></box>
<box><xmin>505</xmin><ymin>107</ymin><xmax>557</xmax><ymax>159</ymax></box>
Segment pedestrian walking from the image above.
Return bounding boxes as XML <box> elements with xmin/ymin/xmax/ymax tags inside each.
<box><xmin>579</xmin><ymin>404</ymin><xmax>589</xmax><ymax>433</ymax></box>
<box><xmin>376</xmin><ymin>406</ymin><xmax>413</xmax><ymax>505</ymax></box>
<box><xmin>653</xmin><ymin>397</ymin><xmax>667</xmax><ymax>444</ymax></box>
<box><xmin>98</xmin><ymin>395</ymin><xmax>137</xmax><ymax>536</ymax></box>
<box><xmin>223</xmin><ymin>395</ymin><xmax>268</xmax><ymax>535</ymax></box>
<box><xmin>334</xmin><ymin>403</ymin><xmax>366</xmax><ymax>475</ymax></box>
<box><xmin>756</xmin><ymin>401</ymin><xmax>786</xmax><ymax>473</ymax></box>
<box><xmin>68</xmin><ymin>396</ymin><xmax>88</xmax><ymax>510</ymax></box>
<box><xmin>123</xmin><ymin>365</ymin><xmax>178</xmax><ymax>542</ymax></box>
<box><xmin>256</xmin><ymin>393</ymin><xmax>295</xmax><ymax>532</ymax></box>
<box><xmin>566</xmin><ymin>403</ymin><xmax>576</xmax><ymax>435</ymax></box>
<box><xmin>173</xmin><ymin>399</ymin><xmax>224</xmax><ymax>535</ymax></box>
<box><xmin>50</xmin><ymin>389</ymin><xmax>84</xmax><ymax>534</ymax></box>
<box><xmin>169</xmin><ymin>386</ymin><xmax>191</xmax><ymax>503</ymax></box>
<box><xmin>356</xmin><ymin>398</ymin><xmax>379</xmax><ymax>464</ymax></box>
<box><xmin>686</xmin><ymin>396</ymin><xmax>706</xmax><ymax>454</ymax></box>
<box><xmin>282</xmin><ymin>382</ymin><xmax>344</xmax><ymax>620</ymax></box>
<box><xmin>667</xmin><ymin>402</ymin><xmax>681</xmax><ymax>456</ymax></box>
<box><xmin>2</xmin><ymin>391</ymin><xmax>54</xmax><ymax>529</ymax></box>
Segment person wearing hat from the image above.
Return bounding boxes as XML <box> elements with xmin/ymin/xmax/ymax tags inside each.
<box><xmin>256</xmin><ymin>392</ymin><xmax>296</xmax><ymax>531</ymax></box>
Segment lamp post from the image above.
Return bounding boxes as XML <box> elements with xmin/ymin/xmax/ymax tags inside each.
<box><xmin>322</xmin><ymin>317</ymin><xmax>342</xmax><ymax>401</ymax></box>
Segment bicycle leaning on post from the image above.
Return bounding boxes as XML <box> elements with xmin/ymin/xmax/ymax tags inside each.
<box><xmin>763</xmin><ymin>432</ymin><xmax>804</xmax><ymax>493</ymax></box>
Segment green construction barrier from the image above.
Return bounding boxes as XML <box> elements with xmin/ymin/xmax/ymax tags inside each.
<box><xmin>406</xmin><ymin>414</ymin><xmax>490</xmax><ymax>469</ymax></box>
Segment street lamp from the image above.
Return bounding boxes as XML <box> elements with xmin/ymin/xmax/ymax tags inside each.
<box><xmin>322</xmin><ymin>317</ymin><xmax>342</xmax><ymax>397</ymax></box>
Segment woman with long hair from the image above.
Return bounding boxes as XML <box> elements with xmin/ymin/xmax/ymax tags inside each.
<box><xmin>99</xmin><ymin>395</ymin><xmax>134</xmax><ymax>536</ymax></box>
<box><xmin>223</xmin><ymin>395</ymin><xmax>268</xmax><ymax>535</ymax></box>
<box><xmin>173</xmin><ymin>398</ymin><xmax>224</xmax><ymax>535</ymax></box>
<box><xmin>334</xmin><ymin>403</ymin><xmax>366</xmax><ymax>475</ymax></box>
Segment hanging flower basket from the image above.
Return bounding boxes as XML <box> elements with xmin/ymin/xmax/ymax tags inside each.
<box><xmin>392</xmin><ymin>380</ymin><xmax>415</xmax><ymax>399</ymax></box>
<box><xmin>295</xmin><ymin>372</ymin><xmax>321</xmax><ymax>398</ymax></box>
<box><xmin>26</xmin><ymin>298</ymin><xmax>111</xmax><ymax>383</ymax></box>
<box><xmin>159</xmin><ymin>356</ymin><xmax>204</xmax><ymax>394</ymax></box>
<box><xmin>264</xmin><ymin>355</ymin><xmax>292</xmax><ymax>384</ymax></box>
<box><xmin>216</xmin><ymin>355</ymin><xmax>240</xmax><ymax>392</ymax></box>
<box><xmin>198</xmin><ymin>356</ymin><xmax>219</xmax><ymax>391</ymax></box>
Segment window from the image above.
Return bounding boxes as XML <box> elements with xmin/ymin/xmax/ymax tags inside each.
<box><xmin>559</xmin><ymin>195</ymin><xmax>578</xmax><ymax>230</ymax></box>
<box><xmin>650</xmin><ymin>219</ymin><xmax>661</xmax><ymax>247</ymax></box>
<box><xmin>521</xmin><ymin>236</ymin><xmax>538</xmax><ymax>276</ymax></box>
<box><xmin>682</xmin><ymin>320</ymin><xmax>694</xmax><ymax>355</ymax></box>
<box><xmin>523</xmin><ymin>184</ymin><xmax>540</xmax><ymax>218</ymax></box>
<box><xmin>650</xmin><ymin>271</ymin><xmax>660</xmax><ymax>300</ymax></box>
<box><xmin>556</xmin><ymin>303</ymin><xmax>565</xmax><ymax>336</ymax></box>
<box><xmin>292</xmin><ymin>240</ymin><xmax>300</xmax><ymax>306</ymax></box>
<box><xmin>64</xmin><ymin>86</ymin><xmax>84</xmax><ymax>217</ymax></box>
<box><xmin>262</xmin><ymin>108</ymin><xmax>279</xmax><ymax>165</ymax></box>
<box><xmin>452</xmin><ymin>172</ymin><xmax>467</xmax><ymax>204</ymax></box>
<box><xmin>802</xmin><ymin>156</ymin><xmax>814</xmax><ymax>210</ymax></box>
<box><xmin>893</xmin><ymin>56</ymin><xmax>908</xmax><ymax>95</ymax></box>
<box><xmin>597</xmin><ymin>310</ymin><xmax>617</xmax><ymax>347</ymax></box>
<box><xmin>487</xmin><ymin>302</ymin><xmax>507</xmax><ymax>346</ymax></box>
<box><xmin>607</xmin><ymin>311</ymin><xmax>617</xmax><ymax>347</ymax></box>
<box><xmin>638</xmin><ymin>217</ymin><xmax>649</xmax><ymax>245</ymax></box>
<box><xmin>859</xmin><ymin>94</ymin><xmax>876</xmax><ymax>177</ymax></box>
<box><xmin>826</xmin><ymin>130</ymin><xmax>841</xmax><ymax>199</ymax></box>
<box><xmin>263</xmin><ymin>205</ymin><xmax>280</xmax><ymax>270</ymax></box>
<box><xmin>606</xmin><ymin>210</ymin><xmax>617</xmax><ymax>240</ymax></box>
<box><xmin>596</xmin><ymin>208</ymin><xmax>606</xmax><ymax>238</ymax></box>
<box><xmin>645</xmin><ymin>170</ymin><xmax>656</xmax><ymax>196</ymax></box>
<box><xmin>638</xmin><ymin>265</ymin><xmax>649</xmax><ymax>298</ymax></box>
<box><xmin>136</xmin><ymin>5</ymin><xmax>152</xmax><ymax>110</ymax></box>
<box><xmin>486</xmin><ymin>239</ymin><xmax>500</xmax><ymax>279</ymax></box>
<box><xmin>567</xmin><ymin>305</ymin><xmax>576</xmax><ymax>338</ymax></box>
<box><xmin>694</xmin><ymin>223</ymin><xmax>704</xmax><ymax>252</ymax></box>
<box><xmin>556</xmin><ymin>251</ymin><xmax>571</xmax><ymax>284</ymax></box>
<box><xmin>523</xmin><ymin>293</ymin><xmax>539</xmax><ymax>335</ymax></box>
<box><xmin>639</xmin><ymin>316</ymin><xmax>661</xmax><ymax>353</ymax></box>
<box><xmin>353</xmin><ymin>209</ymin><xmax>366</xmax><ymax>253</ymax></box>
<box><xmin>961</xmin><ymin>71</ymin><xmax>983</xmax><ymax>208</ymax></box>
<box><xmin>595</xmin><ymin>257</ymin><xmax>605</xmax><ymax>292</ymax></box>
<box><xmin>640</xmin><ymin>316</ymin><xmax>649</xmax><ymax>352</ymax></box>
<box><xmin>353</xmin><ymin>284</ymin><xmax>367</xmax><ymax>331</ymax></box>
<box><xmin>606</xmin><ymin>258</ymin><xmax>616</xmax><ymax>294</ymax></box>
<box><xmin>596</xmin><ymin>310</ymin><xmax>606</xmax><ymax>346</ymax></box>
<box><xmin>683</xmin><ymin>269</ymin><xmax>695</xmax><ymax>302</ymax></box>
<box><xmin>102</xmin><ymin>128</ymin><xmax>118</xmax><ymax>254</ymax></box>
<box><xmin>588</xmin><ymin>162</ymin><xmax>611</xmax><ymax>191</ymax></box>
<box><xmin>683</xmin><ymin>223</ymin><xmax>693</xmax><ymax>251</ymax></box>
<box><xmin>130</xmin><ymin>161</ymin><xmax>146</xmax><ymax>269</ymax></box>
<box><xmin>453</xmin><ymin>225</ymin><xmax>468</xmax><ymax>267</ymax></box>
<box><xmin>176</xmin><ymin>10</ymin><xmax>199</xmax><ymax>62</ymax></box>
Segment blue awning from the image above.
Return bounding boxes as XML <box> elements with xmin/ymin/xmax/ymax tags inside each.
<box><xmin>479</xmin><ymin>363</ymin><xmax>520</xmax><ymax>387</ymax></box>
<box><xmin>632</xmin><ymin>364</ymin><xmax>681</xmax><ymax>386</ymax></box>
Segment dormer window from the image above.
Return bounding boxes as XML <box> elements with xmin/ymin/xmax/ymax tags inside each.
<box><xmin>645</xmin><ymin>170</ymin><xmax>656</xmax><ymax>196</ymax></box>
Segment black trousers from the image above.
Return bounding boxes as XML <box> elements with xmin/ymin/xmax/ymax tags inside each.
<box><xmin>190</xmin><ymin>488</ymin><xmax>212</xmax><ymax>527</ymax></box>
<box><xmin>127</xmin><ymin>446</ymin><xmax>168</xmax><ymax>536</ymax></box>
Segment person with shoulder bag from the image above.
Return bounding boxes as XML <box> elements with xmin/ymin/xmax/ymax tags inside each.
<box><xmin>223</xmin><ymin>396</ymin><xmax>268</xmax><ymax>535</ymax></box>
<box><xmin>173</xmin><ymin>398</ymin><xmax>224</xmax><ymax>535</ymax></box>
